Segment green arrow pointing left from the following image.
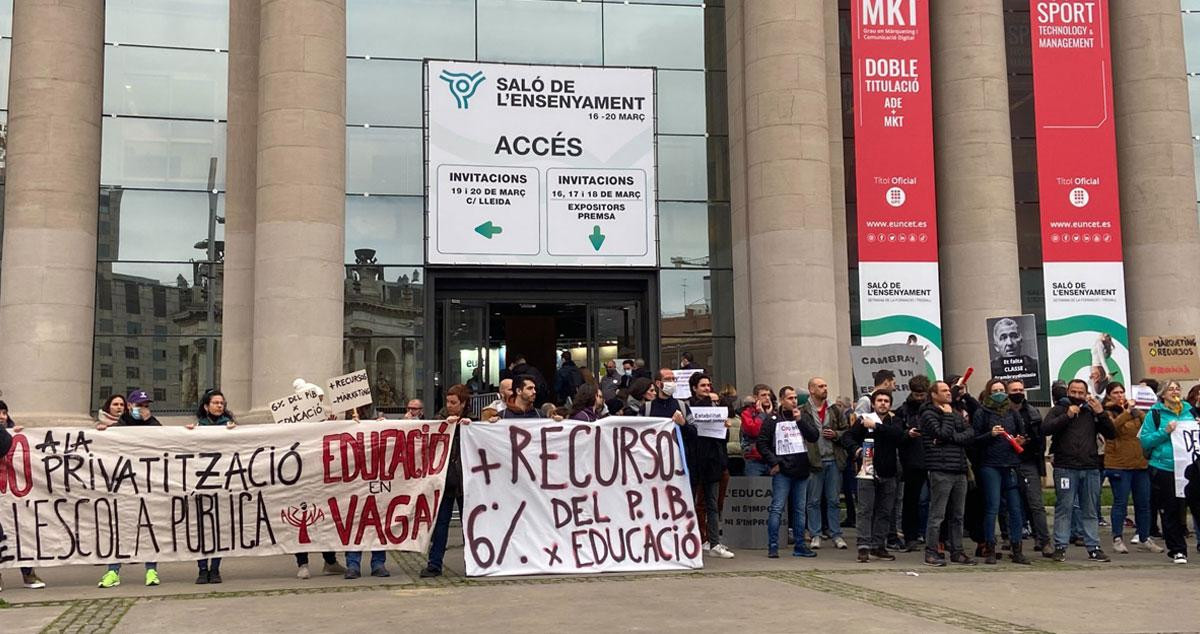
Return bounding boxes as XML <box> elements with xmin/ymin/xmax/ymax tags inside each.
<box><xmin>474</xmin><ymin>220</ymin><xmax>503</xmax><ymax>239</ymax></box>
<box><xmin>588</xmin><ymin>225</ymin><xmax>606</xmax><ymax>251</ymax></box>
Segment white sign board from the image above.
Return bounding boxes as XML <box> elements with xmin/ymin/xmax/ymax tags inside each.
<box><xmin>1171</xmin><ymin>418</ymin><xmax>1200</xmax><ymax>497</ymax></box>
<box><xmin>327</xmin><ymin>369</ymin><xmax>372</xmax><ymax>413</ymax></box>
<box><xmin>690</xmin><ymin>406</ymin><xmax>728</xmax><ymax>439</ymax></box>
<box><xmin>1131</xmin><ymin>385</ymin><xmax>1158</xmax><ymax>410</ymax></box>
<box><xmin>773</xmin><ymin>421</ymin><xmax>807</xmax><ymax>456</ymax></box>
<box><xmin>459</xmin><ymin>418</ymin><xmax>702</xmax><ymax>576</ymax></box>
<box><xmin>672</xmin><ymin>369</ymin><xmax>703</xmax><ymax>401</ymax></box>
<box><xmin>427</xmin><ymin>61</ymin><xmax>657</xmax><ymax>266</ymax></box>
<box><xmin>269</xmin><ymin>388</ymin><xmax>327</xmax><ymax>424</ymax></box>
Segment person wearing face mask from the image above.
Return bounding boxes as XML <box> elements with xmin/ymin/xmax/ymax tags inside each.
<box><xmin>1102</xmin><ymin>382</ymin><xmax>1162</xmax><ymax>555</ymax></box>
<box><xmin>1139</xmin><ymin>380</ymin><xmax>1200</xmax><ymax>564</ymax></box>
<box><xmin>1044</xmin><ymin>379</ymin><xmax>1116</xmax><ymax>562</ymax></box>
<box><xmin>95</xmin><ymin>390</ymin><xmax>162</xmax><ymax>588</ymax></box>
<box><xmin>600</xmin><ymin>361</ymin><xmax>620</xmax><ymax>402</ymax></box>
<box><xmin>618</xmin><ymin>359</ymin><xmax>636</xmax><ymax>390</ymax></box>
<box><xmin>637</xmin><ymin>369</ymin><xmax>686</xmax><ymax>425</ymax></box>
<box><xmin>973</xmin><ymin>379</ymin><xmax>1031</xmax><ymax>565</ymax></box>
<box><xmin>1006</xmin><ymin>380</ymin><xmax>1052</xmax><ymax>557</ymax></box>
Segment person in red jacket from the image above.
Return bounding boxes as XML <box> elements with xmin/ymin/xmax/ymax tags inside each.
<box><xmin>740</xmin><ymin>384</ymin><xmax>774</xmax><ymax>476</ymax></box>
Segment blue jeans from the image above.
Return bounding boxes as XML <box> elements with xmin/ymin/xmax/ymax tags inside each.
<box><xmin>107</xmin><ymin>562</ymin><xmax>157</xmax><ymax>572</ymax></box>
<box><xmin>806</xmin><ymin>459</ymin><xmax>843</xmax><ymax>538</ymax></box>
<box><xmin>980</xmin><ymin>466</ymin><xmax>1024</xmax><ymax>545</ymax></box>
<box><xmin>197</xmin><ymin>558</ymin><xmax>221</xmax><ymax>571</ymax></box>
<box><xmin>767</xmin><ymin>473</ymin><xmax>808</xmax><ymax>551</ymax></box>
<box><xmin>744</xmin><ymin>459</ymin><xmax>769</xmax><ymax>477</ymax></box>
<box><xmin>345</xmin><ymin>550</ymin><xmax>387</xmax><ymax>572</ymax></box>
<box><xmin>1054</xmin><ymin>467</ymin><xmax>1101</xmax><ymax>549</ymax></box>
<box><xmin>427</xmin><ymin>489</ymin><xmax>463</xmax><ymax>572</ymax></box>
<box><xmin>1106</xmin><ymin>468</ymin><xmax>1151</xmax><ymax>541</ymax></box>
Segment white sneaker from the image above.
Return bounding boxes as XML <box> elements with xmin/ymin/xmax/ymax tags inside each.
<box><xmin>1129</xmin><ymin>534</ymin><xmax>1141</xmax><ymax>545</ymax></box>
<box><xmin>1139</xmin><ymin>537</ymin><xmax>1165</xmax><ymax>554</ymax></box>
<box><xmin>810</xmin><ymin>536</ymin><xmax>822</xmax><ymax>550</ymax></box>
<box><xmin>1112</xmin><ymin>537</ymin><xmax>1128</xmax><ymax>554</ymax></box>
<box><xmin>1173</xmin><ymin>553</ymin><xmax>1188</xmax><ymax>564</ymax></box>
<box><xmin>702</xmin><ymin>542</ymin><xmax>712</xmax><ymax>552</ymax></box>
<box><xmin>833</xmin><ymin>536</ymin><xmax>848</xmax><ymax>550</ymax></box>
<box><xmin>296</xmin><ymin>564</ymin><xmax>310</xmax><ymax>580</ymax></box>
<box><xmin>709</xmin><ymin>544</ymin><xmax>736</xmax><ymax>559</ymax></box>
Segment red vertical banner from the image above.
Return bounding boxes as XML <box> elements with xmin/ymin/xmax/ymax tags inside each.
<box><xmin>851</xmin><ymin>0</ymin><xmax>943</xmax><ymax>378</ymax></box>
<box><xmin>1029</xmin><ymin>1</ymin><xmax>1130</xmax><ymax>388</ymax></box>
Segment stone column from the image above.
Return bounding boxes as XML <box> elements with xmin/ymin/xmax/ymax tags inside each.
<box><xmin>931</xmin><ymin>0</ymin><xmax>1023</xmax><ymax>376</ymax></box>
<box><xmin>0</xmin><ymin>0</ymin><xmax>104</xmax><ymax>425</ymax></box>
<box><xmin>220</xmin><ymin>1</ymin><xmax>261</xmax><ymax>411</ymax></box>
<box><xmin>250</xmin><ymin>0</ymin><xmax>346</xmax><ymax>418</ymax></box>
<box><xmin>825</xmin><ymin>0</ymin><xmax>853</xmax><ymax>396</ymax></box>
<box><xmin>739</xmin><ymin>0</ymin><xmax>840</xmax><ymax>391</ymax></box>
<box><xmin>1111</xmin><ymin>1</ymin><xmax>1200</xmax><ymax>378</ymax></box>
<box><xmin>725</xmin><ymin>1</ymin><xmax>755</xmax><ymax>392</ymax></box>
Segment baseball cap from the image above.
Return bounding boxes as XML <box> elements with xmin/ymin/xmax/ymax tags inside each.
<box><xmin>127</xmin><ymin>389</ymin><xmax>153</xmax><ymax>405</ymax></box>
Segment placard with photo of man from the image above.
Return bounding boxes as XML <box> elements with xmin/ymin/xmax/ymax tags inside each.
<box><xmin>986</xmin><ymin>314</ymin><xmax>1041</xmax><ymax>390</ymax></box>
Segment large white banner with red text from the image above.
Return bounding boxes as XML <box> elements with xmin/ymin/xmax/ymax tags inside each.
<box><xmin>851</xmin><ymin>0</ymin><xmax>943</xmax><ymax>379</ymax></box>
<box><xmin>1030</xmin><ymin>0</ymin><xmax>1130</xmax><ymax>389</ymax></box>
<box><xmin>459</xmin><ymin>418</ymin><xmax>702</xmax><ymax>577</ymax></box>
<box><xmin>0</xmin><ymin>422</ymin><xmax>451</xmax><ymax>568</ymax></box>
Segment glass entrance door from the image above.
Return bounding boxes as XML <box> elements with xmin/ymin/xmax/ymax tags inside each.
<box><xmin>442</xmin><ymin>299</ymin><xmax>489</xmax><ymax>397</ymax></box>
<box><xmin>590</xmin><ymin>301</ymin><xmax>640</xmax><ymax>376</ymax></box>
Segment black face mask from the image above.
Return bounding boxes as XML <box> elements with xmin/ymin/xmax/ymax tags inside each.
<box><xmin>1008</xmin><ymin>393</ymin><xmax>1025</xmax><ymax>405</ymax></box>
<box><xmin>1068</xmin><ymin>396</ymin><xmax>1087</xmax><ymax>407</ymax></box>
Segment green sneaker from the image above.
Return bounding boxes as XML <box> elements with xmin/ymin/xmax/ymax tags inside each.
<box><xmin>145</xmin><ymin>569</ymin><xmax>160</xmax><ymax>586</ymax></box>
<box><xmin>98</xmin><ymin>570</ymin><xmax>121</xmax><ymax>588</ymax></box>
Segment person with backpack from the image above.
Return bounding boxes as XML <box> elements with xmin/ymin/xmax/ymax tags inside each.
<box><xmin>1139</xmin><ymin>380</ymin><xmax>1200</xmax><ymax>564</ymax></box>
<box><xmin>553</xmin><ymin>351</ymin><xmax>584</xmax><ymax>406</ymax></box>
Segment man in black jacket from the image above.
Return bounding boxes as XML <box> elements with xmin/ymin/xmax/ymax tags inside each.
<box><xmin>921</xmin><ymin>380</ymin><xmax>983</xmax><ymax>566</ymax></box>
<box><xmin>845</xmin><ymin>389</ymin><xmax>905</xmax><ymax>562</ymax></box>
<box><xmin>897</xmin><ymin>375</ymin><xmax>930</xmax><ymax>551</ymax></box>
<box><xmin>1044</xmin><ymin>379</ymin><xmax>1116</xmax><ymax>562</ymax></box>
<box><xmin>681</xmin><ymin>372</ymin><xmax>734</xmax><ymax>559</ymax></box>
<box><xmin>1007</xmin><ymin>379</ymin><xmax>1051</xmax><ymax>556</ymax></box>
<box><xmin>757</xmin><ymin>386</ymin><xmax>821</xmax><ymax>558</ymax></box>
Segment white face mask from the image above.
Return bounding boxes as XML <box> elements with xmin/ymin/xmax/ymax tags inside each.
<box><xmin>660</xmin><ymin>382</ymin><xmax>676</xmax><ymax>397</ymax></box>
<box><xmin>623</xmin><ymin>368</ymin><xmax>632</xmax><ymax>376</ymax></box>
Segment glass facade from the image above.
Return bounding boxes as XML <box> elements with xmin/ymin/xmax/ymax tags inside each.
<box><xmin>345</xmin><ymin>0</ymin><xmax>732</xmax><ymax>409</ymax></box>
<box><xmin>1182</xmin><ymin>1</ymin><xmax>1200</xmax><ymax>222</ymax></box>
<box><xmin>94</xmin><ymin>1</ymin><xmax>228</xmax><ymax>413</ymax></box>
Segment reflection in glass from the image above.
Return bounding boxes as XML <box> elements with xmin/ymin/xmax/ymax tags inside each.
<box><xmin>105</xmin><ymin>0</ymin><xmax>228</xmax><ymax>49</ymax></box>
<box><xmin>659</xmin><ymin>337</ymin><xmax>735</xmax><ymax>387</ymax></box>
<box><xmin>101</xmin><ymin>118</ymin><xmax>227</xmax><ymax>190</ymax></box>
<box><xmin>478</xmin><ymin>0</ymin><xmax>602</xmax><ymax>65</ymax></box>
<box><xmin>100</xmin><ymin>189</ymin><xmax>225</xmax><ymax>262</ymax></box>
<box><xmin>658</xmin><ymin>135</ymin><xmax>708</xmax><ymax>200</ymax></box>
<box><xmin>92</xmin><ymin>336</ymin><xmax>222</xmax><ymax>414</ymax></box>
<box><xmin>347</xmin><ymin>59</ymin><xmax>422</xmax><ymax>127</ymax></box>
<box><xmin>0</xmin><ymin>38</ymin><xmax>9</xmax><ymax>110</ymax></box>
<box><xmin>344</xmin><ymin>336</ymin><xmax>425</xmax><ymax>416</ymax></box>
<box><xmin>104</xmin><ymin>46</ymin><xmax>228</xmax><ymax>119</ymax></box>
<box><xmin>347</xmin><ymin>0</ymin><xmax>474</xmax><ymax>59</ymax></box>
<box><xmin>345</xmin><ymin>196</ymin><xmax>422</xmax><ymax>265</ymax></box>
<box><xmin>603</xmin><ymin>3</ymin><xmax>704</xmax><ymax>69</ymax></box>
<box><xmin>656</xmin><ymin>70</ymin><xmax>706</xmax><ymax>135</ymax></box>
<box><xmin>346</xmin><ymin>127</ymin><xmax>422</xmax><ymax>195</ymax></box>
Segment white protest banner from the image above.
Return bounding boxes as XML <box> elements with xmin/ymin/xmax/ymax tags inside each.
<box><xmin>269</xmin><ymin>387</ymin><xmax>326</xmax><ymax>424</ymax></box>
<box><xmin>672</xmin><ymin>369</ymin><xmax>703</xmax><ymax>401</ymax></box>
<box><xmin>690</xmin><ymin>407</ymin><xmax>728</xmax><ymax>440</ymax></box>
<box><xmin>773</xmin><ymin>421</ymin><xmax>806</xmax><ymax>456</ymax></box>
<box><xmin>1171</xmin><ymin>418</ymin><xmax>1200</xmax><ymax>497</ymax></box>
<box><xmin>0</xmin><ymin>421</ymin><xmax>453</xmax><ymax>569</ymax></box>
<box><xmin>459</xmin><ymin>417</ymin><xmax>703</xmax><ymax>576</ymax></box>
<box><xmin>1131</xmin><ymin>385</ymin><xmax>1158</xmax><ymax>410</ymax></box>
<box><xmin>327</xmin><ymin>369</ymin><xmax>372</xmax><ymax>413</ymax></box>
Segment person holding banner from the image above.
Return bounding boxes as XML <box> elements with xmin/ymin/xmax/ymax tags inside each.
<box><xmin>94</xmin><ymin>391</ymin><xmax>163</xmax><ymax>588</ymax></box>
<box><xmin>845</xmin><ymin>390</ymin><xmax>904</xmax><ymax>562</ymax></box>
<box><xmin>973</xmin><ymin>380</ymin><xmax>1031</xmax><ymax>565</ymax></box>
<box><xmin>0</xmin><ymin>402</ymin><xmax>45</xmax><ymax>592</ymax></box>
<box><xmin>420</xmin><ymin>384</ymin><xmax>471</xmax><ymax>578</ymax></box>
<box><xmin>191</xmin><ymin>389</ymin><xmax>237</xmax><ymax>583</ymax></box>
<box><xmin>1045</xmin><ymin>380</ymin><xmax>1115</xmax><ymax>563</ymax></box>
<box><xmin>1139</xmin><ymin>380</ymin><xmax>1199</xmax><ymax>564</ymax></box>
<box><xmin>682</xmin><ymin>372</ymin><xmax>735</xmax><ymax>559</ymax></box>
<box><xmin>1101</xmin><ymin>382</ymin><xmax>1160</xmax><ymax>555</ymax></box>
<box><xmin>499</xmin><ymin>376</ymin><xmax>541</xmax><ymax>420</ymax></box>
<box><xmin>757</xmin><ymin>386</ymin><xmax>820</xmax><ymax>558</ymax></box>
<box><xmin>568</xmin><ymin>383</ymin><xmax>604</xmax><ymax>422</ymax></box>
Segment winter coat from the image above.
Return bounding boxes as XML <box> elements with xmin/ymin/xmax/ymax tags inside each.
<box><xmin>1044</xmin><ymin>401</ymin><xmax>1115</xmax><ymax>470</ymax></box>
<box><xmin>804</xmin><ymin>400</ymin><xmax>850</xmax><ymax>471</ymax></box>
<box><xmin>756</xmin><ymin>409</ymin><xmax>820</xmax><ymax>479</ymax></box>
<box><xmin>681</xmin><ymin>397</ymin><xmax>729</xmax><ymax>484</ymax></box>
<box><xmin>1139</xmin><ymin>401</ymin><xmax>1200</xmax><ymax>473</ymax></box>
<box><xmin>1104</xmin><ymin>405</ymin><xmax>1148</xmax><ymax>470</ymax></box>
<box><xmin>843</xmin><ymin>410</ymin><xmax>905</xmax><ymax>479</ymax></box>
<box><xmin>920</xmin><ymin>402</ymin><xmax>981</xmax><ymax>474</ymax></box>
<box><xmin>896</xmin><ymin>397</ymin><xmax>926</xmax><ymax>470</ymax></box>
<box><xmin>972</xmin><ymin>401</ymin><xmax>1024</xmax><ymax>469</ymax></box>
<box><xmin>1014</xmin><ymin>401</ymin><xmax>1046</xmax><ymax>475</ymax></box>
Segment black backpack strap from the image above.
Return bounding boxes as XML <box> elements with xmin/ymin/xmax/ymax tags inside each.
<box><xmin>1153</xmin><ymin>409</ymin><xmax>1162</xmax><ymax>431</ymax></box>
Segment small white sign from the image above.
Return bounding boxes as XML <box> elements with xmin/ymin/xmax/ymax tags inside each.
<box><xmin>269</xmin><ymin>388</ymin><xmax>326</xmax><ymax>424</ymax></box>
<box><xmin>326</xmin><ymin>369</ymin><xmax>373</xmax><ymax>413</ymax></box>
<box><xmin>672</xmin><ymin>368</ymin><xmax>704</xmax><ymax>401</ymax></box>
<box><xmin>1131</xmin><ymin>385</ymin><xmax>1158</xmax><ymax>410</ymax></box>
<box><xmin>774</xmin><ymin>421</ymin><xmax>807</xmax><ymax>456</ymax></box>
<box><xmin>691</xmin><ymin>406</ymin><xmax>728</xmax><ymax>439</ymax></box>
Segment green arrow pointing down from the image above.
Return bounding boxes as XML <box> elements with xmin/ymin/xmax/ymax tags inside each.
<box><xmin>588</xmin><ymin>225</ymin><xmax>606</xmax><ymax>251</ymax></box>
<box><xmin>474</xmin><ymin>220</ymin><xmax>503</xmax><ymax>239</ymax></box>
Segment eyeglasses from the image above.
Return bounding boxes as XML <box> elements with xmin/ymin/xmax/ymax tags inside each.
<box><xmin>406</xmin><ymin>406</ymin><xmax>423</xmax><ymax>411</ymax></box>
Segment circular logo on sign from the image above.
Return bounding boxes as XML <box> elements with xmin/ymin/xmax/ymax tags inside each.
<box><xmin>886</xmin><ymin>187</ymin><xmax>906</xmax><ymax>207</ymax></box>
<box><xmin>1069</xmin><ymin>187</ymin><xmax>1089</xmax><ymax>208</ymax></box>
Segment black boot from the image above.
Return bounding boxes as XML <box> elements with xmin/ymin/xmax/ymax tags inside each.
<box><xmin>1010</xmin><ymin>541</ymin><xmax>1031</xmax><ymax>565</ymax></box>
<box><xmin>984</xmin><ymin>542</ymin><xmax>998</xmax><ymax>565</ymax></box>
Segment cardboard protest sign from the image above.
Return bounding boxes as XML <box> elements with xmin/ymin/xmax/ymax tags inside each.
<box><xmin>0</xmin><ymin>421</ymin><xmax>452</xmax><ymax>569</ymax></box>
<box><xmin>986</xmin><ymin>314</ymin><xmax>1041</xmax><ymax>390</ymax></box>
<box><xmin>672</xmin><ymin>369</ymin><xmax>703</xmax><ymax>400</ymax></box>
<box><xmin>1171</xmin><ymin>418</ymin><xmax>1200</xmax><ymax>498</ymax></box>
<box><xmin>1139</xmin><ymin>335</ymin><xmax>1200</xmax><ymax>381</ymax></box>
<box><xmin>459</xmin><ymin>417</ymin><xmax>703</xmax><ymax>576</ymax></box>
<box><xmin>689</xmin><ymin>407</ymin><xmax>728</xmax><ymax>439</ymax></box>
<box><xmin>327</xmin><ymin>369</ymin><xmax>373</xmax><ymax>413</ymax></box>
<box><xmin>269</xmin><ymin>387</ymin><xmax>326</xmax><ymax>424</ymax></box>
<box><xmin>849</xmin><ymin>344</ymin><xmax>924</xmax><ymax>399</ymax></box>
